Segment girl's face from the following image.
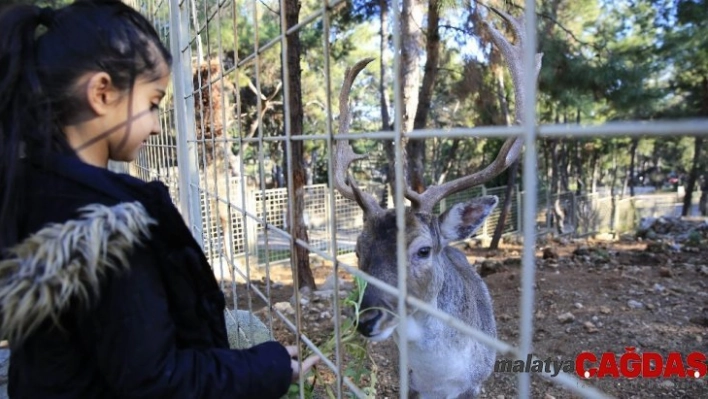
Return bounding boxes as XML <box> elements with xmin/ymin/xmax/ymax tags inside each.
<box><xmin>105</xmin><ymin>71</ymin><xmax>171</xmax><ymax>162</ymax></box>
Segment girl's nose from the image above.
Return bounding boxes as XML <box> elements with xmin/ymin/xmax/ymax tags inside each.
<box><xmin>151</xmin><ymin>119</ymin><xmax>161</xmax><ymax>135</ymax></box>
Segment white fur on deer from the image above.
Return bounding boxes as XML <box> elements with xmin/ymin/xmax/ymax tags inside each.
<box><xmin>332</xmin><ymin>7</ymin><xmax>542</xmax><ymax>398</ymax></box>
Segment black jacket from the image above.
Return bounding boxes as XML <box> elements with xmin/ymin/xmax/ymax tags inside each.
<box><xmin>1</xmin><ymin>152</ymin><xmax>292</xmax><ymax>398</ymax></box>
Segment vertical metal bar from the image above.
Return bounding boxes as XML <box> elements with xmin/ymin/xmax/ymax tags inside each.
<box><xmin>390</xmin><ymin>0</ymin><xmax>409</xmax><ymax>397</ymax></box>
<box><xmin>518</xmin><ymin>0</ymin><xmax>538</xmax><ymax>397</ymax></box>
<box><xmin>230</xmin><ymin>0</ymin><xmax>254</xmax><ymax>338</ymax></box>
<box><xmin>189</xmin><ymin>0</ymin><xmax>204</xmax><ymax>62</ymax></box>
<box><xmin>194</xmin><ymin>0</ymin><xmax>216</xmax><ymax>259</ymax></box>
<box><xmin>170</xmin><ymin>0</ymin><xmax>203</xmax><ymax>248</ymax></box>
<box><xmin>200</xmin><ymin>0</ymin><xmax>223</xmax><ymax>282</ymax></box>
<box><xmin>481</xmin><ymin>185</ymin><xmax>489</xmax><ymax>237</ymax></box>
<box><xmin>517</xmin><ymin>185</ymin><xmax>523</xmax><ymax>233</ymax></box>
<box><xmin>320</xmin><ymin>1</ymin><xmax>344</xmax><ymax>397</ymax></box>
<box><xmin>194</xmin><ymin>4</ymin><xmax>214</xmax><ymax>254</ymax></box>
<box><xmin>249</xmin><ymin>0</ymin><xmax>275</xmax><ymax>343</ymax></box>
<box><xmin>213</xmin><ymin>0</ymin><xmax>235</xmax><ymax>304</ymax></box>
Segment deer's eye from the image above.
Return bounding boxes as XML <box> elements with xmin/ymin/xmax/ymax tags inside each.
<box><xmin>417</xmin><ymin>247</ymin><xmax>431</xmax><ymax>259</ymax></box>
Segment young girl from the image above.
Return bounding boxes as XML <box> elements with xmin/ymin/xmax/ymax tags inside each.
<box><xmin>0</xmin><ymin>1</ymin><xmax>317</xmax><ymax>397</ymax></box>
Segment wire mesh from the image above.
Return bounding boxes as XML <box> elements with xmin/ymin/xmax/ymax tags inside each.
<box><xmin>119</xmin><ymin>0</ymin><xmax>708</xmax><ymax>398</ymax></box>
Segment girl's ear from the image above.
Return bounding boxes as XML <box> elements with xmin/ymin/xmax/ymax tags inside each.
<box><xmin>85</xmin><ymin>72</ymin><xmax>121</xmax><ymax>116</ymax></box>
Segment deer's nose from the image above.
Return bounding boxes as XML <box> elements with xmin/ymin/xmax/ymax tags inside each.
<box><xmin>357</xmin><ymin>309</ymin><xmax>382</xmax><ymax>337</ymax></box>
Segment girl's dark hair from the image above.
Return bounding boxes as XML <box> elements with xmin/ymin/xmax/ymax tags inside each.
<box><xmin>0</xmin><ymin>0</ymin><xmax>173</xmax><ymax>250</ymax></box>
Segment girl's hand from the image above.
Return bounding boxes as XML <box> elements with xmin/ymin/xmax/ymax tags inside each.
<box><xmin>286</xmin><ymin>345</ymin><xmax>320</xmax><ymax>383</ymax></box>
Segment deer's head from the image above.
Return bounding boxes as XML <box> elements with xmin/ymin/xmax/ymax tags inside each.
<box><xmin>334</xmin><ymin>9</ymin><xmax>542</xmax><ymax>342</ymax></box>
<box><xmin>350</xmin><ymin>193</ymin><xmax>498</xmax><ymax>341</ymax></box>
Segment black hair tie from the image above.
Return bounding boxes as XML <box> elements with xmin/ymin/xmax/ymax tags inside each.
<box><xmin>37</xmin><ymin>7</ymin><xmax>56</xmax><ymax>27</ymax></box>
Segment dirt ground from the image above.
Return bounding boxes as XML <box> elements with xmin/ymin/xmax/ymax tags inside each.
<box><xmin>225</xmin><ymin>232</ymin><xmax>708</xmax><ymax>399</ymax></box>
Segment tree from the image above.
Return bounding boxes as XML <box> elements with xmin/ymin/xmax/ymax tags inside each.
<box><xmin>399</xmin><ymin>0</ymin><xmax>424</xmax><ymax>189</ymax></box>
<box><xmin>408</xmin><ymin>0</ymin><xmax>442</xmax><ymax>192</ymax></box>
<box><xmin>283</xmin><ymin>0</ymin><xmax>316</xmax><ymax>291</ymax></box>
<box><xmin>657</xmin><ymin>0</ymin><xmax>708</xmax><ymax>215</ymax></box>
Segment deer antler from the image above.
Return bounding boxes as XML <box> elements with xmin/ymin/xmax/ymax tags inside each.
<box><xmin>333</xmin><ymin>58</ymin><xmax>383</xmax><ymax>215</ymax></box>
<box><xmin>407</xmin><ymin>7</ymin><xmax>543</xmax><ymax>213</ymax></box>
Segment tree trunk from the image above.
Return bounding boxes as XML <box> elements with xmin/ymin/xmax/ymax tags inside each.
<box><xmin>496</xmin><ymin>68</ymin><xmax>511</xmax><ymax>125</ymax></box>
<box><xmin>543</xmin><ymin>139</ymin><xmax>553</xmax><ymax>227</ymax></box>
<box><xmin>559</xmin><ymin>140</ymin><xmax>570</xmax><ymax>192</ymax></box>
<box><xmin>380</xmin><ymin>0</ymin><xmax>395</xmax><ymax>201</ymax></box>
<box><xmin>549</xmin><ymin>139</ymin><xmax>565</xmax><ymax>234</ymax></box>
<box><xmin>379</xmin><ymin>0</ymin><xmax>390</xmax><ymax>132</ymax></box>
<box><xmin>590</xmin><ymin>150</ymin><xmax>599</xmax><ymax>193</ymax></box>
<box><xmin>408</xmin><ymin>0</ymin><xmax>441</xmax><ymax>193</ymax></box>
<box><xmin>435</xmin><ymin>139</ymin><xmax>460</xmax><ymax>185</ymax></box>
<box><xmin>683</xmin><ymin>76</ymin><xmax>708</xmax><ymax>216</ymax></box>
<box><xmin>629</xmin><ymin>138</ymin><xmax>638</xmax><ymax>197</ymax></box>
<box><xmin>490</xmin><ymin>160</ymin><xmax>519</xmax><ymax>249</ymax></box>
<box><xmin>699</xmin><ymin>76</ymin><xmax>708</xmax><ymax>216</ymax></box>
<box><xmin>284</xmin><ymin>0</ymin><xmax>315</xmax><ymax>291</ymax></box>
<box><xmin>609</xmin><ymin>147</ymin><xmax>619</xmax><ymax>232</ymax></box>
<box><xmin>700</xmin><ymin>178</ymin><xmax>707</xmax><ymax>216</ymax></box>
<box><xmin>400</xmin><ymin>0</ymin><xmax>423</xmax><ymax>188</ymax></box>
<box><xmin>574</xmin><ymin>109</ymin><xmax>584</xmax><ymax>194</ymax></box>
<box><xmin>574</xmin><ymin>140</ymin><xmax>584</xmax><ymax>194</ymax></box>
<box><xmin>489</xmin><ymin>60</ymin><xmax>515</xmax><ymax>249</ymax></box>
<box><xmin>610</xmin><ymin>147</ymin><xmax>619</xmax><ymax>196</ymax></box>
<box><xmin>682</xmin><ymin>136</ymin><xmax>703</xmax><ymax>217</ymax></box>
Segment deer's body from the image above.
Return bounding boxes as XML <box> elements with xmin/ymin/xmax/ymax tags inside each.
<box><xmin>407</xmin><ymin>248</ymin><xmax>496</xmax><ymax>398</ymax></box>
<box><xmin>355</xmin><ymin>204</ymin><xmax>497</xmax><ymax>398</ymax></box>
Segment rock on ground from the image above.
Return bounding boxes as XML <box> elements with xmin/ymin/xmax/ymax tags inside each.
<box><xmin>224</xmin><ymin>309</ymin><xmax>272</xmax><ymax>349</ymax></box>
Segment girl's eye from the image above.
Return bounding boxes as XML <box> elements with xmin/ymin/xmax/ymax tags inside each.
<box><xmin>417</xmin><ymin>247</ymin><xmax>431</xmax><ymax>259</ymax></box>
<box><xmin>151</xmin><ymin>103</ymin><xmax>160</xmax><ymax>112</ymax></box>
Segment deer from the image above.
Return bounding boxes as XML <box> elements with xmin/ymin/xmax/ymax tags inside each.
<box><xmin>332</xmin><ymin>8</ymin><xmax>542</xmax><ymax>399</ymax></box>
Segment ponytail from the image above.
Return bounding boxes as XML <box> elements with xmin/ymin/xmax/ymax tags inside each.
<box><xmin>0</xmin><ymin>4</ymin><xmax>52</xmax><ymax>251</ymax></box>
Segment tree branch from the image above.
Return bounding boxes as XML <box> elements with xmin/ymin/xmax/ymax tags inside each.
<box><xmin>472</xmin><ymin>0</ymin><xmax>607</xmax><ymax>54</ymax></box>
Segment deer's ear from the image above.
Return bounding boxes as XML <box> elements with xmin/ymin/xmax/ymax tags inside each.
<box><xmin>438</xmin><ymin>196</ymin><xmax>498</xmax><ymax>242</ymax></box>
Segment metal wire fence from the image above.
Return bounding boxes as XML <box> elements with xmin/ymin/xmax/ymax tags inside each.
<box><xmin>114</xmin><ymin>0</ymin><xmax>708</xmax><ymax>398</ymax></box>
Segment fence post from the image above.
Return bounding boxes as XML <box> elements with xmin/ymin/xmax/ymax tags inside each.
<box><xmin>324</xmin><ymin>188</ymin><xmax>331</xmax><ymax>253</ymax></box>
<box><xmin>546</xmin><ymin>188</ymin><xmax>552</xmax><ymax>233</ymax></box>
<box><xmin>612</xmin><ymin>195</ymin><xmax>619</xmax><ymax>234</ymax></box>
<box><xmin>516</xmin><ymin>184</ymin><xmax>522</xmax><ymax>234</ymax></box>
<box><xmin>246</xmin><ymin>190</ymin><xmax>259</xmax><ymax>261</ymax></box>
<box><xmin>169</xmin><ymin>0</ymin><xmax>203</xmax><ymax>247</ymax></box>
<box><xmin>481</xmin><ymin>185</ymin><xmax>489</xmax><ymax>238</ymax></box>
<box><xmin>570</xmin><ymin>192</ymin><xmax>577</xmax><ymax>236</ymax></box>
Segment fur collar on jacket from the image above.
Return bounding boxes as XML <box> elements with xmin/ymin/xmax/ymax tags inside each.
<box><xmin>0</xmin><ymin>202</ymin><xmax>155</xmax><ymax>344</ymax></box>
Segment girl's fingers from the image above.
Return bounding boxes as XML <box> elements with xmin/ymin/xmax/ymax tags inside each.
<box><xmin>285</xmin><ymin>345</ymin><xmax>298</xmax><ymax>358</ymax></box>
<box><xmin>301</xmin><ymin>355</ymin><xmax>320</xmax><ymax>371</ymax></box>
<box><xmin>286</xmin><ymin>345</ymin><xmax>320</xmax><ymax>372</ymax></box>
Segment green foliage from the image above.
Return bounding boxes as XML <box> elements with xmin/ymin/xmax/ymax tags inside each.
<box><xmin>175</xmin><ymin>0</ymin><xmax>704</xmax><ymax>189</ymax></box>
<box><xmin>686</xmin><ymin>230</ymin><xmax>703</xmax><ymax>247</ymax></box>
<box><xmin>0</xmin><ymin>0</ymin><xmax>71</xmax><ymax>8</ymax></box>
<box><xmin>657</xmin><ymin>0</ymin><xmax>708</xmax><ymax>117</ymax></box>
<box><xmin>288</xmin><ymin>276</ymin><xmax>379</xmax><ymax>399</ymax></box>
